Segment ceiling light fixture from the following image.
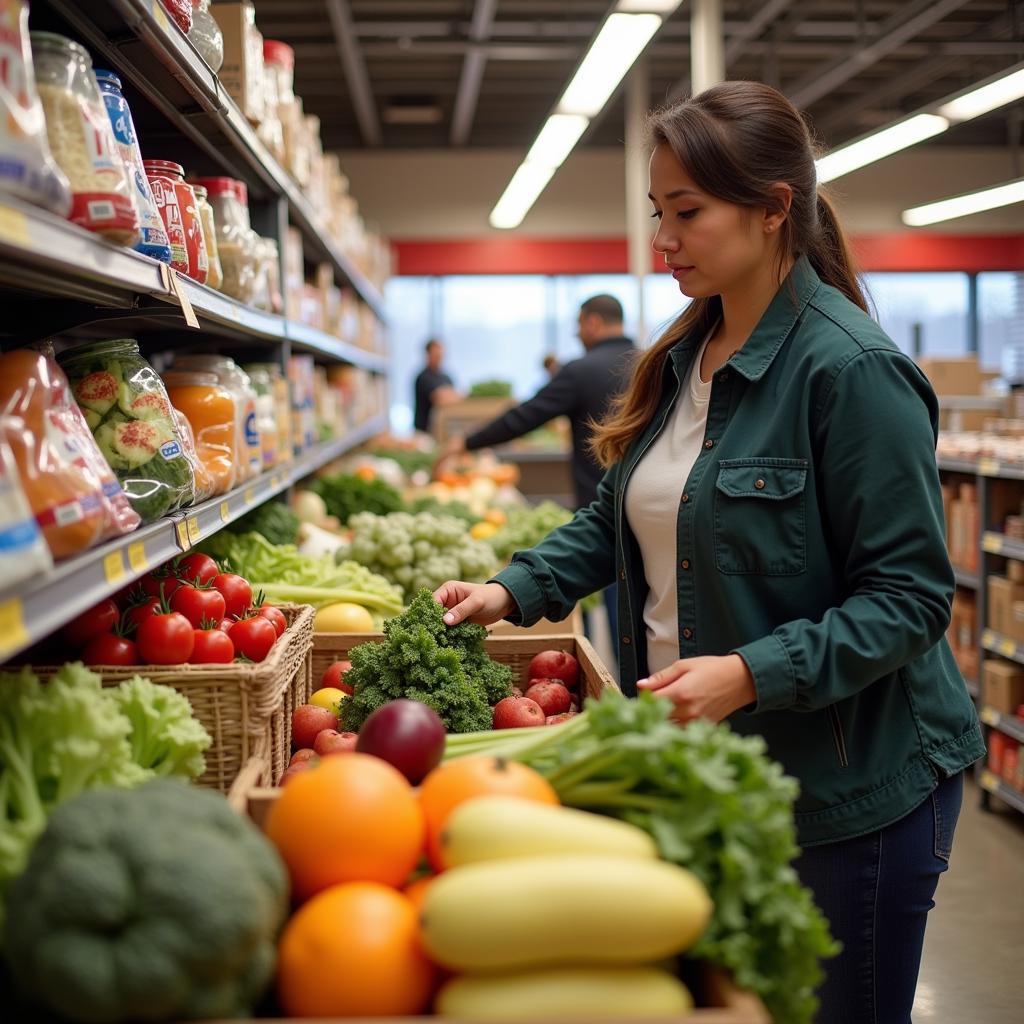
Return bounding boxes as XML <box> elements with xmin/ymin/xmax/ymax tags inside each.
<box><xmin>524</xmin><ymin>114</ymin><xmax>590</xmax><ymax>169</ymax></box>
<box><xmin>490</xmin><ymin>163</ymin><xmax>558</xmax><ymax>230</ymax></box>
<box><xmin>815</xmin><ymin>113</ymin><xmax>949</xmax><ymax>183</ymax></box>
<box><xmin>938</xmin><ymin>63</ymin><xmax>1024</xmax><ymax>122</ymax></box>
<box><xmin>902</xmin><ymin>176</ymin><xmax>1024</xmax><ymax>226</ymax></box>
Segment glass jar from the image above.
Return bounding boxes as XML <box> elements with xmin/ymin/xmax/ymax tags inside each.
<box><xmin>263</xmin><ymin>40</ymin><xmax>294</xmax><ymax>105</ymax></box>
<box><xmin>192</xmin><ymin>185</ymin><xmax>223</xmax><ymax>291</ymax></box>
<box><xmin>160</xmin><ymin>0</ymin><xmax>193</xmax><ymax>34</ymax></box>
<box><xmin>146</xmin><ymin>162</ymin><xmax>208</xmax><ymax>284</ymax></box>
<box><xmin>190</xmin><ymin>176</ymin><xmax>257</xmax><ymax>302</ymax></box>
<box><xmin>94</xmin><ymin>70</ymin><xmax>172</xmax><ymax>264</ymax></box>
<box><xmin>31</xmin><ymin>33</ymin><xmax>140</xmax><ymax>246</ymax></box>
<box><xmin>164</xmin><ymin>369</ymin><xmax>236</xmax><ymax>495</ymax></box>
<box><xmin>143</xmin><ymin>160</ymin><xmax>188</xmax><ymax>274</ymax></box>
<box><xmin>243</xmin><ymin>364</ymin><xmax>280</xmax><ymax>470</ymax></box>
<box><xmin>261</xmin><ymin>237</ymin><xmax>283</xmax><ymax>315</ymax></box>
<box><xmin>188</xmin><ymin>0</ymin><xmax>223</xmax><ymax>72</ymax></box>
<box><xmin>246</xmin><ymin>362</ymin><xmax>292</xmax><ymax>467</ymax></box>
<box><xmin>58</xmin><ymin>339</ymin><xmax>196</xmax><ymax>523</ymax></box>
<box><xmin>173</xmin><ymin>354</ymin><xmax>262</xmax><ymax>481</ymax></box>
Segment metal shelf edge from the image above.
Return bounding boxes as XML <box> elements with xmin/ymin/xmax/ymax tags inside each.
<box><xmin>979</xmin><ymin>771</ymin><xmax>1024</xmax><ymax>815</ymax></box>
<box><xmin>981</xmin><ymin>629</ymin><xmax>1024</xmax><ymax>666</ymax></box>
<box><xmin>979</xmin><ymin>706</ymin><xmax>1024</xmax><ymax>744</ymax></box>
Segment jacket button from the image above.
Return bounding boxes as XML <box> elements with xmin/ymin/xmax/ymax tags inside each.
<box><xmin>754</xmin><ymin>478</ymin><xmax>766</xmax><ymax>490</ymax></box>
<box><xmin>703</xmin><ymin>439</ymin><xmax>714</xmax><ymax>450</ymax></box>
<box><xmin>622</xmin><ymin>635</ymin><xmax>632</xmax><ymax>645</ymax></box>
<box><xmin>680</xmin><ymin>493</ymin><xmax>690</xmax><ymax>503</ymax></box>
<box><xmin>682</xmin><ymin>628</ymin><xmax>693</xmax><ymax>640</ymax></box>
<box><xmin>681</xmin><ymin>559</ymin><xmax>690</xmax><ymax>570</ymax></box>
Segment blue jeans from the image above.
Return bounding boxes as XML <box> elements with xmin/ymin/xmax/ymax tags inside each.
<box><xmin>795</xmin><ymin>772</ymin><xmax>963</xmax><ymax>1024</ymax></box>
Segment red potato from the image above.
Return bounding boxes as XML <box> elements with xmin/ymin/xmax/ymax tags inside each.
<box><xmin>526</xmin><ymin>650</ymin><xmax>580</xmax><ymax>691</ymax></box>
<box><xmin>291</xmin><ymin>704</ymin><xmax>339</xmax><ymax>749</ymax></box>
<box><xmin>546</xmin><ymin>712</ymin><xmax>578</xmax><ymax>726</ymax></box>
<box><xmin>314</xmin><ymin>729</ymin><xmax>359</xmax><ymax>756</ymax></box>
<box><xmin>280</xmin><ymin>762</ymin><xmax>314</xmax><ymax>786</ymax></box>
<box><xmin>62</xmin><ymin>599</ymin><xmax>119</xmax><ymax>648</ymax></box>
<box><xmin>321</xmin><ymin>659</ymin><xmax>354</xmax><ymax>695</ymax></box>
<box><xmin>525</xmin><ymin>680</ymin><xmax>572</xmax><ymax>717</ymax></box>
<box><xmin>493</xmin><ymin>696</ymin><xmax>546</xmax><ymax>729</ymax></box>
<box><xmin>290</xmin><ymin>748</ymin><xmax>319</xmax><ymax>766</ymax></box>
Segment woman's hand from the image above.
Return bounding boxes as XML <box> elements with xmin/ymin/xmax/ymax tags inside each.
<box><xmin>434</xmin><ymin>580</ymin><xmax>516</xmax><ymax>627</ymax></box>
<box><xmin>636</xmin><ymin>655</ymin><xmax>757</xmax><ymax>723</ymax></box>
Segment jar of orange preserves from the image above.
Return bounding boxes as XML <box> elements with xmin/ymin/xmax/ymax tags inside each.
<box><xmin>163</xmin><ymin>370</ymin><xmax>237</xmax><ymax>495</ymax></box>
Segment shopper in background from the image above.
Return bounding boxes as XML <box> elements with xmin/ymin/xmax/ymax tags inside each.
<box><xmin>434</xmin><ymin>81</ymin><xmax>984</xmax><ymax>1024</ymax></box>
<box><xmin>413</xmin><ymin>338</ymin><xmax>459</xmax><ymax>434</ymax></box>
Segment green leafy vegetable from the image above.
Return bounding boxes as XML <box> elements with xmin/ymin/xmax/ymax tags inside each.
<box><xmin>487</xmin><ymin>500</ymin><xmax>573</xmax><ymax>561</ymax></box>
<box><xmin>468</xmin><ymin>380</ymin><xmax>513</xmax><ymax>398</ymax></box>
<box><xmin>443</xmin><ymin>692</ymin><xmax>838</xmax><ymax>1024</ymax></box>
<box><xmin>310</xmin><ymin>472</ymin><xmax>403</xmax><ymax>525</ymax></box>
<box><xmin>230</xmin><ymin>500</ymin><xmax>300</xmax><ymax>545</ymax></box>
<box><xmin>369</xmin><ymin>447</ymin><xmax>436</xmax><ymax>479</ymax></box>
<box><xmin>341</xmin><ymin>590</ymin><xmax>512</xmax><ymax>734</ymax></box>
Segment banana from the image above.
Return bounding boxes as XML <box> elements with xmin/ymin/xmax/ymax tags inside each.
<box><xmin>436</xmin><ymin>966</ymin><xmax>694</xmax><ymax>1019</ymax></box>
<box><xmin>420</xmin><ymin>854</ymin><xmax>713</xmax><ymax>971</ymax></box>
<box><xmin>440</xmin><ymin>796</ymin><xmax>659</xmax><ymax>868</ymax></box>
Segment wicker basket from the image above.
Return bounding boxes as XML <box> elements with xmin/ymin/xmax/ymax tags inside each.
<box><xmin>37</xmin><ymin>604</ymin><xmax>314</xmax><ymax>792</ymax></box>
<box><xmin>311</xmin><ymin>632</ymin><xmax>616</xmax><ymax>701</ymax></box>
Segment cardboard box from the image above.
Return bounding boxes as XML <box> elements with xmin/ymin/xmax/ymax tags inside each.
<box><xmin>1010</xmin><ymin>601</ymin><xmax>1024</xmax><ymax>643</ymax></box>
<box><xmin>982</xmin><ymin>659</ymin><xmax>1024</xmax><ymax>714</ymax></box>
<box><xmin>1009</xmin><ymin>561</ymin><xmax>1024</xmax><ymax>584</ymax></box>
<box><xmin>212</xmin><ymin>2</ymin><xmax>265</xmax><ymax>123</ymax></box>
<box><xmin>987</xmin><ymin>576</ymin><xmax>1024</xmax><ymax>635</ymax></box>
<box><xmin>917</xmin><ymin>357</ymin><xmax>984</xmax><ymax>396</ymax></box>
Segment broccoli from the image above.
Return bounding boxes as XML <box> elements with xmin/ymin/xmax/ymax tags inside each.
<box><xmin>5</xmin><ymin>780</ymin><xmax>288</xmax><ymax>1023</ymax></box>
<box><xmin>341</xmin><ymin>589</ymin><xmax>513</xmax><ymax>734</ymax></box>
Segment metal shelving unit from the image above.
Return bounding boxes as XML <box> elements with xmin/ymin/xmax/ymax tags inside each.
<box><xmin>0</xmin><ymin>414</ymin><xmax>387</xmax><ymax>664</ymax></box>
<box><xmin>978</xmin><ymin>770</ymin><xmax>1024</xmax><ymax>814</ymax></box>
<box><xmin>979</xmin><ymin>706</ymin><xmax>1024</xmax><ymax>744</ymax></box>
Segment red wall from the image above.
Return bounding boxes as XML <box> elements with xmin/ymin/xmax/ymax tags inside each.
<box><xmin>392</xmin><ymin>235</ymin><xmax>1024</xmax><ymax>276</ymax></box>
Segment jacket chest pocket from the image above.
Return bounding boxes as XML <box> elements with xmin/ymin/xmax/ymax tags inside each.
<box><xmin>713</xmin><ymin>459</ymin><xmax>808</xmax><ymax>575</ymax></box>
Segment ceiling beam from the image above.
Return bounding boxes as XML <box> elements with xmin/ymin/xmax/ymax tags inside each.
<box><xmin>324</xmin><ymin>0</ymin><xmax>382</xmax><ymax>146</ymax></box>
<box><xmin>450</xmin><ymin>0</ymin><xmax>499</xmax><ymax>145</ymax></box>
<box><xmin>787</xmin><ymin>0</ymin><xmax>973</xmax><ymax>109</ymax></box>
<box><xmin>360</xmin><ymin>40</ymin><xmax>577</xmax><ymax>61</ymax></box>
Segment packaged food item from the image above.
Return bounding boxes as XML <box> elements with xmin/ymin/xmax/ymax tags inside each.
<box><xmin>93</xmin><ymin>70</ymin><xmax>172</xmax><ymax>264</ymax></box>
<box><xmin>243</xmin><ymin>364</ymin><xmax>280</xmax><ymax>470</ymax></box>
<box><xmin>288</xmin><ymin>355</ymin><xmax>316</xmax><ymax>454</ymax></box>
<box><xmin>262</xmin><ymin>237</ymin><xmax>283</xmax><ymax>314</ymax></box>
<box><xmin>31</xmin><ymin>33</ymin><xmax>140</xmax><ymax>245</ymax></box>
<box><xmin>0</xmin><ymin>0</ymin><xmax>72</xmax><ymax>214</ymax></box>
<box><xmin>171</xmin><ymin>405</ymin><xmax>214</xmax><ymax>502</ymax></box>
<box><xmin>192</xmin><ymin>185</ymin><xmax>223</xmax><ymax>290</ymax></box>
<box><xmin>144</xmin><ymin>161</ymin><xmax>207</xmax><ymax>283</ymax></box>
<box><xmin>0</xmin><ymin>350</ymin><xmax>106</xmax><ymax>559</ymax></box>
<box><xmin>0</xmin><ymin>426</ymin><xmax>53</xmax><ymax>587</ymax></box>
<box><xmin>211</xmin><ymin>1</ymin><xmax>264</xmax><ymax>123</ymax></box>
<box><xmin>246</xmin><ymin>361</ymin><xmax>291</xmax><ymax>467</ymax></box>
<box><xmin>257</xmin><ymin>52</ymin><xmax>285</xmax><ymax>164</ymax></box>
<box><xmin>164</xmin><ymin>369</ymin><xmax>237</xmax><ymax>495</ymax></box>
<box><xmin>143</xmin><ymin>159</ymin><xmax>189</xmax><ymax>274</ymax></box>
<box><xmin>159</xmin><ymin>0</ymin><xmax>193</xmax><ymax>35</ymax></box>
<box><xmin>58</xmin><ymin>340</ymin><xmax>196</xmax><ymax>523</ymax></box>
<box><xmin>188</xmin><ymin>0</ymin><xmax>224</xmax><ymax>72</ymax></box>
<box><xmin>263</xmin><ymin>40</ymin><xmax>294</xmax><ymax>106</ymax></box>
<box><xmin>173</xmin><ymin>354</ymin><xmax>261</xmax><ymax>481</ymax></box>
<box><xmin>188</xmin><ymin>176</ymin><xmax>256</xmax><ymax>301</ymax></box>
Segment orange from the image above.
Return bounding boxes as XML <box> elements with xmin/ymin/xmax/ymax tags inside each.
<box><xmin>404</xmin><ymin>874</ymin><xmax>436</xmax><ymax>913</ymax></box>
<box><xmin>265</xmin><ymin>754</ymin><xmax>424</xmax><ymax>902</ymax></box>
<box><xmin>419</xmin><ymin>757</ymin><xmax>558</xmax><ymax>870</ymax></box>
<box><xmin>277</xmin><ymin>882</ymin><xmax>436</xmax><ymax>1017</ymax></box>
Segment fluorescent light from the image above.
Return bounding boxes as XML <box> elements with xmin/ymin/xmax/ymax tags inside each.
<box><xmin>938</xmin><ymin>65</ymin><xmax>1024</xmax><ymax>122</ymax></box>
<box><xmin>815</xmin><ymin>114</ymin><xmax>949</xmax><ymax>183</ymax></box>
<box><xmin>524</xmin><ymin>114</ymin><xmax>589</xmax><ymax>169</ymax></box>
<box><xmin>490</xmin><ymin>163</ymin><xmax>557</xmax><ymax>229</ymax></box>
<box><xmin>616</xmin><ymin>0</ymin><xmax>683</xmax><ymax>12</ymax></box>
<box><xmin>902</xmin><ymin>177</ymin><xmax>1024</xmax><ymax>226</ymax></box>
<box><xmin>558</xmin><ymin>13</ymin><xmax>662</xmax><ymax>117</ymax></box>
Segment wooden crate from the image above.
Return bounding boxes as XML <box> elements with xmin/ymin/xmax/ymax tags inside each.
<box><xmin>433</xmin><ymin>396</ymin><xmax>516</xmax><ymax>446</ymax></box>
<box><xmin>311</xmin><ymin>632</ymin><xmax>615</xmax><ymax>701</ymax></box>
<box><xmin>487</xmin><ymin>604</ymin><xmax>585</xmax><ymax>637</ymax></box>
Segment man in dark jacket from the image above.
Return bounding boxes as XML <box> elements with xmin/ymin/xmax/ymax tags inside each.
<box><xmin>413</xmin><ymin>338</ymin><xmax>459</xmax><ymax>434</ymax></box>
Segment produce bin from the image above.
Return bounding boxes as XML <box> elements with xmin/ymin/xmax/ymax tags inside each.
<box><xmin>311</xmin><ymin>632</ymin><xmax>617</xmax><ymax>702</ymax></box>
<box><xmin>36</xmin><ymin>604</ymin><xmax>314</xmax><ymax>792</ymax></box>
<box><xmin>487</xmin><ymin>604</ymin><xmax>585</xmax><ymax>637</ymax></box>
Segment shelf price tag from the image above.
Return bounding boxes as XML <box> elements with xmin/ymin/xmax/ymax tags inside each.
<box><xmin>0</xmin><ymin>205</ymin><xmax>30</xmax><ymax>246</ymax></box>
<box><xmin>244</xmin><ymin>487</ymin><xmax>255</xmax><ymax>505</ymax></box>
<box><xmin>983</xmin><ymin>534</ymin><xmax>1003</xmax><ymax>554</ymax></box>
<box><xmin>175</xmin><ymin>520</ymin><xmax>191</xmax><ymax>551</ymax></box>
<box><xmin>128</xmin><ymin>542</ymin><xmax>148</xmax><ymax>574</ymax></box>
<box><xmin>999</xmin><ymin>639</ymin><xmax>1017</xmax><ymax>658</ymax></box>
<box><xmin>270</xmin><ymin>474</ymin><xmax>281</xmax><ymax>490</ymax></box>
<box><xmin>981</xmin><ymin>770</ymin><xmax>998</xmax><ymax>792</ymax></box>
<box><xmin>186</xmin><ymin>517</ymin><xmax>201</xmax><ymax>544</ymax></box>
<box><xmin>168</xmin><ymin>271</ymin><xmax>200</xmax><ymax>330</ymax></box>
<box><xmin>220</xmin><ymin>502</ymin><xmax>231</xmax><ymax>523</ymax></box>
<box><xmin>979</xmin><ymin>458</ymin><xmax>1000</xmax><ymax>476</ymax></box>
<box><xmin>981</xmin><ymin>707</ymin><xmax>999</xmax><ymax>727</ymax></box>
<box><xmin>103</xmin><ymin>551</ymin><xmax>126</xmax><ymax>585</ymax></box>
<box><xmin>152</xmin><ymin>0</ymin><xmax>171</xmax><ymax>33</ymax></box>
<box><xmin>983</xmin><ymin>629</ymin><xmax>996</xmax><ymax>648</ymax></box>
<box><xmin>0</xmin><ymin>598</ymin><xmax>28</xmax><ymax>660</ymax></box>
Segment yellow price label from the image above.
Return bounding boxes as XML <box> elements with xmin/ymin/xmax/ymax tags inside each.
<box><xmin>186</xmin><ymin>517</ymin><xmax>201</xmax><ymax>543</ymax></box>
<box><xmin>128</xmin><ymin>541</ymin><xmax>147</xmax><ymax>574</ymax></box>
<box><xmin>981</xmin><ymin>770</ymin><xmax>998</xmax><ymax>792</ymax></box>
<box><xmin>271</xmin><ymin>474</ymin><xmax>281</xmax><ymax>490</ymax></box>
<box><xmin>981</xmin><ymin>707</ymin><xmax>999</xmax><ymax>726</ymax></box>
<box><xmin>103</xmin><ymin>550</ymin><xmax>126</xmax><ymax>585</ymax></box>
<box><xmin>979</xmin><ymin>458</ymin><xmax>1000</xmax><ymax>476</ymax></box>
<box><xmin>220</xmin><ymin>502</ymin><xmax>231</xmax><ymax>523</ymax></box>
<box><xmin>152</xmin><ymin>0</ymin><xmax>171</xmax><ymax>33</ymax></box>
<box><xmin>1000</xmin><ymin>639</ymin><xmax>1017</xmax><ymax>658</ymax></box>
<box><xmin>0</xmin><ymin>205</ymin><xmax>30</xmax><ymax>246</ymax></box>
<box><xmin>244</xmin><ymin>487</ymin><xmax>255</xmax><ymax>505</ymax></box>
<box><xmin>983</xmin><ymin>534</ymin><xmax>1003</xmax><ymax>554</ymax></box>
<box><xmin>0</xmin><ymin>598</ymin><xmax>28</xmax><ymax>659</ymax></box>
<box><xmin>175</xmin><ymin>520</ymin><xmax>191</xmax><ymax>551</ymax></box>
<box><xmin>983</xmin><ymin>629</ymin><xmax>996</xmax><ymax>648</ymax></box>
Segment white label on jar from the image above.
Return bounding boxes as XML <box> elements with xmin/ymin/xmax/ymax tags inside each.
<box><xmin>80</xmin><ymin>102</ymin><xmax>120</xmax><ymax>173</ymax></box>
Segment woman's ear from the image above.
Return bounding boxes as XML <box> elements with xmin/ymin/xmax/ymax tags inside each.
<box><xmin>763</xmin><ymin>182</ymin><xmax>793</xmax><ymax>233</ymax></box>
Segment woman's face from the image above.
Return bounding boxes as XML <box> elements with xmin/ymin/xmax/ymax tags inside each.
<box><xmin>648</xmin><ymin>142</ymin><xmax>776</xmax><ymax>299</ymax></box>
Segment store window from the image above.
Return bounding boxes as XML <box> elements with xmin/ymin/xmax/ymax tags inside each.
<box><xmin>978</xmin><ymin>272</ymin><xmax>1018</xmax><ymax>371</ymax></box>
<box><xmin>861</xmin><ymin>272</ymin><xmax>970</xmax><ymax>358</ymax></box>
<box><xmin>384</xmin><ymin>276</ymin><xmax>434</xmax><ymax>433</ymax></box>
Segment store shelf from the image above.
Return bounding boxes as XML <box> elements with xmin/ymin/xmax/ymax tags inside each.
<box><xmin>937</xmin><ymin>456</ymin><xmax>1024</xmax><ymax>481</ymax></box>
<box><xmin>979</xmin><ymin>770</ymin><xmax>1024</xmax><ymax>814</ymax></box>
<box><xmin>954</xmin><ymin>566</ymin><xmax>980</xmax><ymax>589</ymax></box>
<box><xmin>42</xmin><ymin>0</ymin><xmax>386</xmax><ymax>320</ymax></box>
<box><xmin>980</xmin><ymin>706</ymin><xmax>1024</xmax><ymax>744</ymax></box>
<box><xmin>937</xmin><ymin>457</ymin><xmax>981</xmax><ymax>475</ymax></box>
<box><xmin>0</xmin><ymin>414</ymin><xmax>386</xmax><ymax>663</ymax></box>
<box><xmin>981</xmin><ymin>629</ymin><xmax>1024</xmax><ymax>665</ymax></box>
<box><xmin>982</xmin><ymin>532</ymin><xmax>1024</xmax><ymax>562</ymax></box>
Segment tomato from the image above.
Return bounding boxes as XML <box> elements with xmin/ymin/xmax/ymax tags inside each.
<box><xmin>229</xmin><ymin>615</ymin><xmax>277</xmax><ymax>662</ymax></box>
<box><xmin>81</xmin><ymin>633</ymin><xmax>139</xmax><ymax>666</ymax></box>
<box><xmin>171</xmin><ymin>582</ymin><xmax>227</xmax><ymax>629</ymax></box>
<box><xmin>62</xmin><ymin>599</ymin><xmax>119</xmax><ymax>648</ymax></box>
<box><xmin>258</xmin><ymin>604</ymin><xmax>287</xmax><ymax>637</ymax></box>
<box><xmin>190</xmin><ymin>627</ymin><xmax>235</xmax><ymax>664</ymax></box>
<box><xmin>322</xmin><ymin>660</ymin><xmax>354</xmax><ymax>695</ymax></box>
<box><xmin>137</xmin><ymin>611</ymin><xmax>195</xmax><ymax>664</ymax></box>
<box><xmin>124</xmin><ymin>597</ymin><xmax>161</xmax><ymax>632</ymax></box>
<box><xmin>214</xmin><ymin>573</ymin><xmax>253</xmax><ymax>619</ymax></box>
<box><xmin>174</xmin><ymin>552</ymin><xmax>218</xmax><ymax>585</ymax></box>
<box><xmin>217</xmin><ymin>617</ymin><xmax>235</xmax><ymax>632</ymax></box>
<box><xmin>141</xmin><ymin>568</ymin><xmax>182</xmax><ymax>601</ymax></box>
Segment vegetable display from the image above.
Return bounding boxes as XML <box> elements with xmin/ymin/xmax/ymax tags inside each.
<box><xmin>442</xmin><ymin>692</ymin><xmax>838</xmax><ymax>1024</ymax></box>
<box><xmin>340</xmin><ymin>590</ymin><xmax>513</xmax><ymax>734</ymax></box>
<box><xmin>487</xmin><ymin>500</ymin><xmax>573</xmax><ymax>561</ymax></box>
<box><xmin>468</xmin><ymin>380</ymin><xmax>513</xmax><ymax>398</ymax></box>
<box><xmin>5</xmin><ymin>780</ymin><xmax>288</xmax><ymax>1022</ymax></box>
<box><xmin>310</xmin><ymin>472</ymin><xmax>403</xmax><ymax>525</ymax></box>
<box><xmin>230</xmin><ymin>499</ymin><xmax>301</xmax><ymax>545</ymax></box>
<box><xmin>342</xmin><ymin>510</ymin><xmax>498</xmax><ymax>601</ymax></box>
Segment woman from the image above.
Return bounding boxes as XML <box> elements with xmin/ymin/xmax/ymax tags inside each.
<box><xmin>435</xmin><ymin>82</ymin><xmax>984</xmax><ymax>1023</ymax></box>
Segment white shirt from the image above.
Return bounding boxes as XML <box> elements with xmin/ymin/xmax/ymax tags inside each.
<box><xmin>624</xmin><ymin>331</ymin><xmax>714</xmax><ymax>675</ymax></box>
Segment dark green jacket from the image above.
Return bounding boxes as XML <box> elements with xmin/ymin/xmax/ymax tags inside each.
<box><xmin>493</xmin><ymin>257</ymin><xmax>984</xmax><ymax>846</ymax></box>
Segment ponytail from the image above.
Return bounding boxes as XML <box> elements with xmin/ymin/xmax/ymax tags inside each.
<box><xmin>809</xmin><ymin>190</ymin><xmax>868</xmax><ymax>313</ymax></box>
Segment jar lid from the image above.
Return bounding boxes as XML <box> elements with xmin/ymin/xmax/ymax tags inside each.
<box><xmin>93</xmin><ymin>69</ymin><xmax>122</xmax><ymax>90</ymax></box>
<box><xmin>143</xmin><ymin>159</ymin><xmax>185</xmax><ymax>179</ymax></box>
<box><xmin>30</xmin><ymin>32</ymin><xmax>90</xmax><ymax>62</ymax></box>
<box><xmin>233</xmin><ymin>180</ymin><xmax>250</xmax><ymax>206</ymax></box>
<box><xmin>190</xmin><ymin>176</ymin><xmax>239</xmax><ymax>197</ymax></box>
<box><xmin>192</xmin><ymin>184</ymin><xmax>208</xmax><ymax>199</ymax></box>
<box><xmin>263</xmin><ymin>40</ymin><xmax>295</xmax><ymax>69</ymax></box>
